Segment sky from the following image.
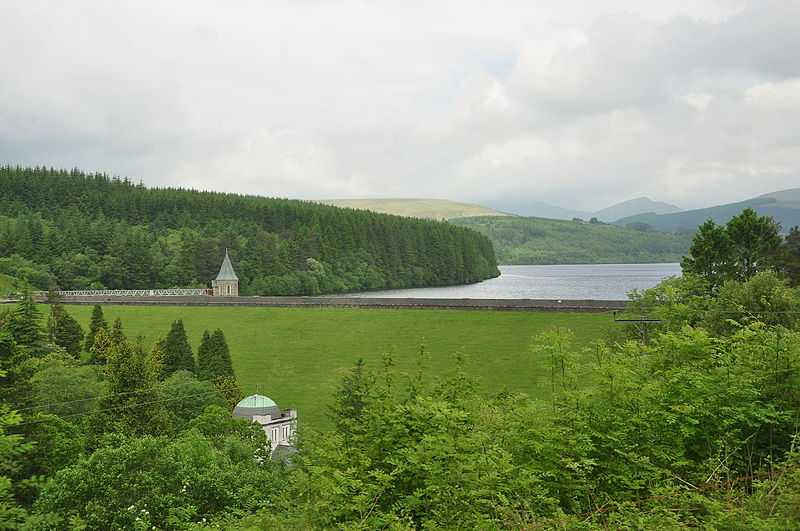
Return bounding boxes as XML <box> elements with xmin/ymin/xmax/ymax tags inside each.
<box><xmin>1</xmin><ymin>0</ymin><xmax>798</xmax><ymax>211</ymax></box>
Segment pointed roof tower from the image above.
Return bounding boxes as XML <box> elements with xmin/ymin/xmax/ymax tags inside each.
<box><xmin>215</xmin><ymin>249</ymin><xmax>238</xmax><ymax>281</ymax></box>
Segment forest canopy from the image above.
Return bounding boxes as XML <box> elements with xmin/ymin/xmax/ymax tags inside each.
<box><xmin>0</xmin><ymin>166</ymin><xmax>499</xmax><ymax>295</ymax></box>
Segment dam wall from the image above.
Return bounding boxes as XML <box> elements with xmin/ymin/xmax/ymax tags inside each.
<box><xmin>44</xmin><ymin>295</ymin><xmax>628</xmax><ymax>313</ymax></box>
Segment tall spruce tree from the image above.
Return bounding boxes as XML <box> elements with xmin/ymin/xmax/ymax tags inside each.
<box><xmin>90</xmin><ymin>336</ymin><xmax>170</xmax><ymax>439</ymax></box>
<box><xmin>88</xmin><ymin>328</ymin><xmax>112</xmax><ymax>366</ymax></box>
<box><xmin>84</xmin><ymin>305</ymin><xmax>108</xmax><ymax>353</ymax></box>
<box><xmin>162</xmin><ymin>320</ymin><xmax>195</xmax><ymax>376</ymax></box>
<box><xmin>197</xmin><ymin>329</ymin><xmax>234</xmax><ymax>381</ymax></box>
<box><xmin>109</xmin><ymin>316</ymin><xmax>126</xmax><ymax>346</ymax></box>
<box><xmin>47</xmin><ymin>303</ymin><xmax>84</xmax><ymax>357</ymax></box>
<box><xmin>4</xmin><ymin>293</ymin><xmax>45</xmax><ymax>348</ymax></box>
<box><xmin>196</xmin><ymin>331</ymin><xmax>213</xmax><ymax>381</ymax></box>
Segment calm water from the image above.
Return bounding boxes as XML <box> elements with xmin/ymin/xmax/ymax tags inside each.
<box><xmin>331</xmin><ymin>263</ymin><xmax>682</xmax><ymax>300</ymax></box>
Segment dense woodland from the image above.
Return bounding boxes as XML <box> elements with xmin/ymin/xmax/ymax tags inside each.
<box><xmin>0</xmin><ymin>217</ymin><xmax>798</xmax><ymax>527</ymax></box>
<box><xmin>0</xmin><ymin>166</ymin><xmax>499</xmax><ymax>295</ymax></box>
<box><xmin>451</xmin><ymin>215</ymin><xmax>693</xmax><ymax>264</ymax></box>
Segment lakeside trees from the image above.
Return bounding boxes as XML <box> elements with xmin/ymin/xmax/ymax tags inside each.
<box><xmin>0</xmin><ymin>166</ymin><xmax>499</xmax><ymax>295</ymax></box>
<box><xmin>681</xmin><ymin>208</ymin><xmax>785</xmax><ymax>289</ymax></box>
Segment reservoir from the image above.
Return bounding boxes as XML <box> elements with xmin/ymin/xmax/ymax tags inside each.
<box><xmin>332</xmin><ymin>263</ymin><xmax>682</xmax><ymax>301</ymax></box>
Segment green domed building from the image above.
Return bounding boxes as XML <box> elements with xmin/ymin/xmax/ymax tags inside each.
<box><xmin>233</xmin><ymin>393</ymin><xmax>297</xmax><ymax>453</ymax></box>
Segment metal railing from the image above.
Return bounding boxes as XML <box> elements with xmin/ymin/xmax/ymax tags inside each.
<box><xmin>57</xmin><ymin>289</ymin><xmax>210</xmax><ymax>296</ymax></box>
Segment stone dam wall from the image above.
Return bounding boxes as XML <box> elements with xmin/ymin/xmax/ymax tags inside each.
<box><xmin>45</xmin><ymin>295</ymin><xmax>628</xmax><ymax>313</ymax></box>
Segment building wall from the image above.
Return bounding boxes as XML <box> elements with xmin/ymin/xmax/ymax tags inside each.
<box><xmin>212</xmin><ymin>280</ymin><xmax>238</xmax><ymax>296</ymax></box>
<box><xmin>253</xmin><ymin>411</ymin><xmax>297</xmax><ymax>448</ymax></box>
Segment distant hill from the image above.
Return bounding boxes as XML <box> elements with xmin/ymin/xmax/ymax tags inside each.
<box><xmin>483</xmin><ymin>199</ymin><xmax>589</xmax><ymax>220</ymax></box>
<box><xmin>614</xmin><ymin>189</ymin><xmax>800</xmax><ymax>233</ymax></box>
<box><xmin>593</xmin><ymin>197</ymin><xmax>682</xmax><ymax>221</ymax></box>
<box><xmin>451</xmin><ymin>216</ymin><xmax>691</xmax><ymax>265</ymax></box>
<box><xmin>486</xmin><ymin>197</ymin><xmax>682</xmax><ymax>222</ymax></box>
<box><xmin>314</xmin><ymin>198</ymin><xmax>509</xmax><ymax>220</ymax></box>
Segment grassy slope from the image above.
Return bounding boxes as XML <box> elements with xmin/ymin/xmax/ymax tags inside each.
<box><xmin>451</xmin><ymin>215</ymin><xmax>691</xmax><ymax>264</ymax></box>
<box><xmin>60</xmin><ymin>305</ymin><xmax>612</xmax><ymax>429</ymax></box>
<box><xmin>0</xmin><ymin>273</ymin><xmax>35</xmax><ymax>295</ymax></box>
<box><xmin>314</xmin><ymin>198</ymin><xmax>509</xmax><ymax>220</ymax></box>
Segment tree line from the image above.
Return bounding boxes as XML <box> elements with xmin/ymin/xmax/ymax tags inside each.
<box><xmin>0</xmin><ymin>166</ymin><xmax>499</xmax><ymax>295</ymax></box>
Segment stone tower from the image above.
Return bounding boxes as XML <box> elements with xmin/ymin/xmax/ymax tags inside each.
<box><xmin>212</xmin><ymin>249</ymin><xmax>239</xmax><ymax>296</ymax></box>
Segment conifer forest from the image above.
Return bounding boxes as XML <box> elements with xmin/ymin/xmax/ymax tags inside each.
<box><xmin>0</xmin><ymin>166</ymin><xmax>499</xmax><ymax>295</ymax></box>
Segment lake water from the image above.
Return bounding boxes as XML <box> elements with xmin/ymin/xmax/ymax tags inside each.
<box><xmin>330</xmin><ymin>263</ymin><xmax>682</xmax><ymax>300</ymax></box>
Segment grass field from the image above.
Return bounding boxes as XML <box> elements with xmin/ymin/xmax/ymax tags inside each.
<box><xmin>57</xmin><ymin>305</ymin><xmax>614</xmax><ymax>429</ymax></box>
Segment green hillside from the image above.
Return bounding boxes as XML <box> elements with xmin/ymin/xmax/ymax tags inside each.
<box><xmin>0</xmin><ymin>273</ymin><xmax>35</xmax><ymax>295</ymax></box>
<box><xmin>0</xmin><ymin>167</ymin><xmax>499</xmax><ymax>294</ymax></box>
<box><xmin>451</xmin><ymin>215</ymin><xmax>692</xmax><ymax>264</ymax></box>
<box><xmin>315</xmin><ymin>198</ymin><xmax>509</xmax><ymax>220</ymax></box>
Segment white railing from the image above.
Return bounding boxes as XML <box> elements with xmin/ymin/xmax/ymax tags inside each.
<box><xmin>58</xmin><ymin>289</ymin><xmax>210</xmax><ymax>297</ymax></box>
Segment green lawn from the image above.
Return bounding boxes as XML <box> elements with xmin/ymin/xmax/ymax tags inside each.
<box><xmin>59</xmin><ymin>305</ymin><xmax>613</xmax><ymax>428</ymax></box>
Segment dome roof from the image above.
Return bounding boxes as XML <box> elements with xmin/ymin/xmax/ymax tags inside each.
<box><xmin>236</xmin><ymin>394</ymin><xmax>277</xmax><ymax>409</ymax></box>
<box><xmin>233</xmin><ymin>394</ymin><xmax>280</xmax><ymax>420</ymax></box>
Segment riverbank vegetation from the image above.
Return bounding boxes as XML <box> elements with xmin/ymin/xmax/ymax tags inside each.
<box><xmin>451</xmin><ymin>215</ymin><xmax>693</xmax><ymax>264</ymax></box>
<box><xmin>0</xmin><ymin>166</ymin><xmax>499</xmax><ymax>295</ymax></box>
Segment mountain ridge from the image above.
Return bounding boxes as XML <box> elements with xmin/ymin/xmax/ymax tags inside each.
<box><xmin>614</xmin><ymin>188</ymin><xmax>800</xmax><ymax>233</ymax></box>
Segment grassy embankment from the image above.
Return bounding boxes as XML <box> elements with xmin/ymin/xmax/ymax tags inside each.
<box><xmin>61</xmin><ymin>305</ymin><xmax>613</xmax><ymax>428</ymax></box>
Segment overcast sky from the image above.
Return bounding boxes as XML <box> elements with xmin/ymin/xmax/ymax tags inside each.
<box><xmin>1</xmin><ymin>0</ymin><xmax>798</xmax><ymax>211</ymax></box>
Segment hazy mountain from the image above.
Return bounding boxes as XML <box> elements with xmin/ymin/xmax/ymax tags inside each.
<box><xmin>593</xmin><ymin>197</ymin><xmax>682</xmax><ymax>222</ymax></box>
<box><xmin>485</xmin><ymin>197</ymin><xmax>681</xmax><ymax>222</ymax></box>
<box><xmin>314</xmin><ymin>198</ymin><xmax>509</xmax><ymax>220</ymax></box>
<box><xmin>482</xmin><ymin>199</ymin><xmax>590</xmax><ymax>220</ymax></box>
<box><xmin>614</xmin><ymin>189</ymin><xmax>800</xmax><ymax>233</ymax></box>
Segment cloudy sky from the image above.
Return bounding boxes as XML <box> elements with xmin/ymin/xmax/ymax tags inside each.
<box><xmin>1</xmin><ymin>0</ymin><xmax>798</xmax><ymax>211</ymax></box>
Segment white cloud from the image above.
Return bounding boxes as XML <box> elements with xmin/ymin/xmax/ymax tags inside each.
<box><xmin>0</xmin><ymin>0</ymin><xmax>798</xmax><ymax>211</ymax></box>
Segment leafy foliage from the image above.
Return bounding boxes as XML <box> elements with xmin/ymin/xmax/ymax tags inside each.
<box><xmin>682</xmin><ymin>208</ymin><xmax>784</xmax><ymax>289</ymax></box>
<box><xmin>33</xmin><ymin>430</ymin><xmax>286</xmax><ymax>529</ymax></box>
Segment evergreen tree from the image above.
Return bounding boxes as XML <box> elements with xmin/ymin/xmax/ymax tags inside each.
<box><xmin>109</xmin><ymin>316</ymin><xmax>126</xmax><ymax>346</ymax></box>
<box><xmin>85</xmin><ymin>305</ymin><xmax>108</xmax><ymax>352</ymax></box>
<box><xmin>197</xmin><ymin>329</ymin><xmax>235</xmax><ymax>381</ymax></box>
<box><xmin>681</xmin><ymin>209</ymin><xmax>783</xmax><ymax>290</ymax></box>
<box><xmin>210</xmin><ymin>329</ymin><xmax>234</xmax><ymax>378</ymax></box>
<box><xmin>782</xmin><ymin>226</ymin><xmax>800</xmax><ymax>286</ymax></box>
<box><xmin>162</xmin><ymin>320</ymin><xmax>195</xmax><ymax>377</ymax></box>
<box><xmin>196</xmin><ymin>330</ymin><xmax>213</xmax><ymax>381</ymax></box>
<box><xmin>0</xmin><ymin>333</ymin><xmax>31</xmax><ymax>407</ymax></box>
<box><xmin>90</xmin><ymin>336</ymin><xmax>170</xmax><ymax>439</ymax></box>
<box><xmin>4</xmin><ymin>293</ymin><xmax>45</xmax><ymax>348</ymax></box>
<box><xmin>88</xmin><ymin>328</ymin><xmax>112</xmax><ymax>366</ymax></box>
<box><xmin>47</xmin><ymin>304</ymin><xmax>84</xmax><ymax>357</ymax></box>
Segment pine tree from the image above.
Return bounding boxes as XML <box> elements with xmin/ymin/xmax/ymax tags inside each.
<box><xmin>89</xmin><ymin>328</ymin><xmax>113</xmax><ymax>365</ymax></box>
<box><xmin>197</xmin><ymin>329</ymin><xmax>235</xmax><ymax>381</ymax></box>
<box><xmin>210</xmin><ymin>329</ymin><xmax>234</xmax><ymax>379</ymax></box>
<box><xmin>109</xmin><ymin>316</ymin><xmax>126</xmax><ymax>346</ymax></box>
<box><xmin>90</xmin><ymin>336</ymin><xmax>170</xmax><ymax>439</ymax></box>
<box><xmin>196</xmin><ymin>331</ymin><xmax>214</xmax><ymax>381</ymax></box>
<box><xmin>47</xmin><ymin>304</ymin><xmax>84</xmax><ymax>357</ymax></box>
<box><xmin>5</xmin><ymin>293</ymin><xmax>45</xmax><ymax>348</ymax></box>
<box><xmin>84</xmin><ymin>305</ymin><xmax>108</xmax><ymax>353</ymax></box>
<box><xmin>162</xmin><ymin>320</ymin><xmax>195</xmax><ymax>377</ymax></box>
